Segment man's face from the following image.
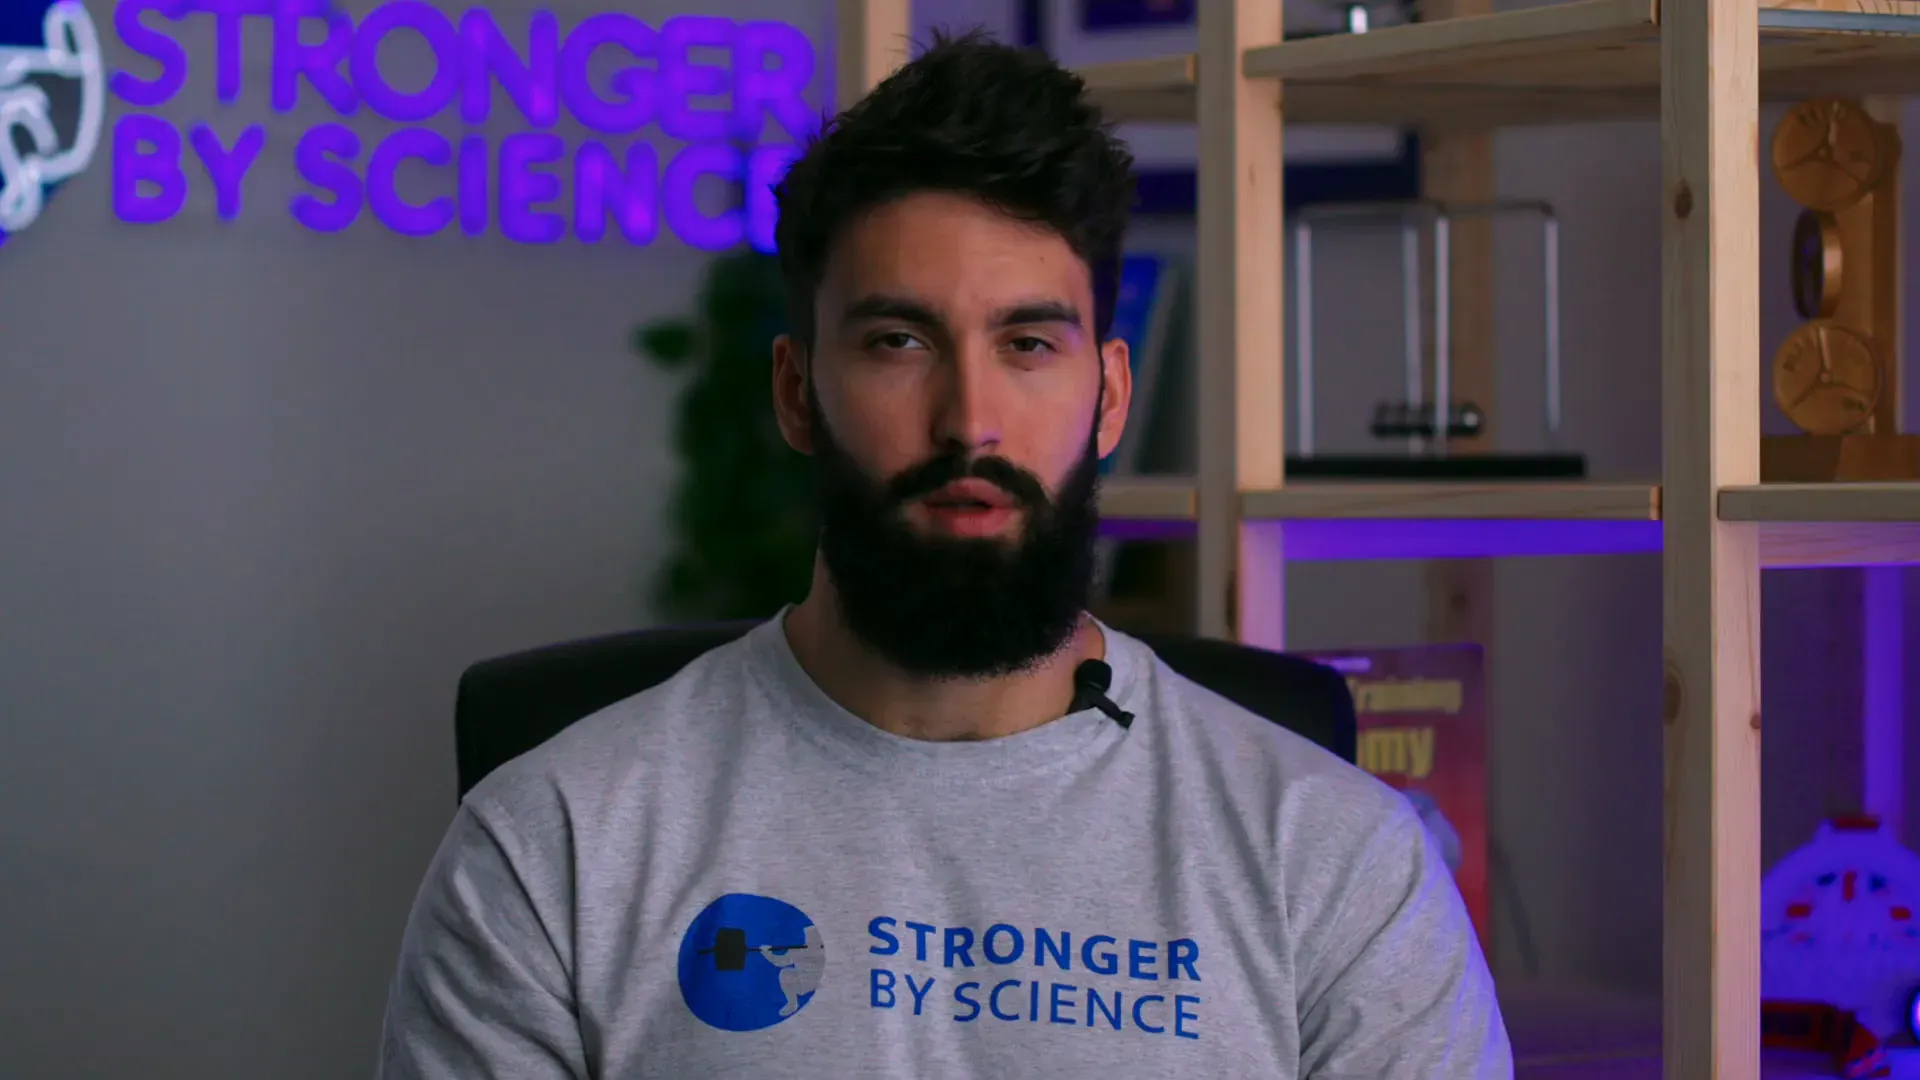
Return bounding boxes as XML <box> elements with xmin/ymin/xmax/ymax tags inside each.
<box><xmin>773</xmin><ymin>192</ymin><xmax>1131</xmax><ymax>679</ymax></box>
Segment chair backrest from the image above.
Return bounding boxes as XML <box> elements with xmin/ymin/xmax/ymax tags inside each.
<box><xmin>454</xmin><ymin>621</ymin><xmax>1358</xmax><ymax>800</ymax></box>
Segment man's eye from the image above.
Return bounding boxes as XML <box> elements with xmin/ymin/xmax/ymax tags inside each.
<box><xmin>871</xmin><ymin>332</ymin><xmax>924</xmax><ymax>351</ymax></box>
<box><xmin>1009</xmin><ymin>337</ymin><xmax>1054</xmax><ymax>354</ymax></box>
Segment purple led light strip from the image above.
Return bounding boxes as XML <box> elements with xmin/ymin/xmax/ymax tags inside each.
<box><xmin>1100</xmin><ymin>517</ymin><xmax>1920</xmax><ymax>567</ymax></box>
<box><xmin>107</xmin><ymin>1</ymin><xmax>814</xmax><ymax>248</ymax></box>
<box><xmin>1275</xmin><ymin>518</ymin><xmax>1664</xmax><ymax>561</ymax></box>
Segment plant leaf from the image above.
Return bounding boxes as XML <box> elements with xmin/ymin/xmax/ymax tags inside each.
<box><xmin>645</xmin><ymin>249</ymin><xmax>813</xmax><ymax>621</ymax></box>
<box><xmin>635</xmin><ymin>319</ymin><xmax>698</xmax><ymax>366</ymax></box>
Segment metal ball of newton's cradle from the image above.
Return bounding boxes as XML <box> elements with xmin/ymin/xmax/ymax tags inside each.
<box><xmin>1368</xmin><ymin>401</ymin><xmax>1486</xmax><ymax>439</ymax></box>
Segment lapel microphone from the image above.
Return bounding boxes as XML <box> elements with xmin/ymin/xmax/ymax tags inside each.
<box><xmin>1071</xmin><ymin>659</ymin><xmax>1133</xmax><ymax>730</ymax></box>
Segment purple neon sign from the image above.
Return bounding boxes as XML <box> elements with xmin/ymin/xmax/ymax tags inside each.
<box><xmin>107</xmin><ymin>0</ymin><xmax>814</xmax><ymax>249</ymax></box>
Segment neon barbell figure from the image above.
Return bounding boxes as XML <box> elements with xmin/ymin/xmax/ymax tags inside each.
<box><xmin>0</xmin><ymin>0</ymin><xmax>105</xmax><ymax>236</ymax></box>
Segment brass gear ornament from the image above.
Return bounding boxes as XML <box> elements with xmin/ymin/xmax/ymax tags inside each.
<box><xmin>1771</xmin><ymin>320</ymin><xmax>1883</xmax><ymax>436</ymax></box>
<box><xmin>1771</xmin><ymin>98</ymin><xmax>1895</xmax><ymax>214</ymax></box>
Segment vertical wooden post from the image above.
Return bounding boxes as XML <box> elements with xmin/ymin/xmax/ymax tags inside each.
<box><xmin>836</xmin><ymin>0</ymin><xmax>910</xmax><ymax>107</ymax></box>
<box><xmin>1859</xmin><ymin>98</ymin><xmax>1906</xmax><ymax>837</ymax></box>
<box><xmin>1196</xmin><ymin>0</ymin><xmax>1286</xmax><ymax>646</ymax></box>
<box><xmin>1416</xmin><ymin>0</ymin><xmax>1499</xmax><ymax>963</ymax></box>
<box><xmin>1660</xmin><ymin>0</ymin><xmax>1762</xmax><ymax>1072</ymax></box>
<box><xmin>1856</xmin><ymin>100</ymin><xmax>1904</xmax><ymax>434</ymax></box>
<box><xmin>1418</xmin><ymin>88</ymin><xmax>1497</xmax><ymax>652</ymax></box>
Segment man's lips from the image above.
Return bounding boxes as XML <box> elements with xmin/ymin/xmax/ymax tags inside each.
<box><xmin>921</xmin><ymin>479</ymin><xmax>1015</xmax><ymax>510</ymax></box>
<box><xmin>912</xmin><ymin>479</ymin><xmax>1024</xmax><ymax>537</ymax></box>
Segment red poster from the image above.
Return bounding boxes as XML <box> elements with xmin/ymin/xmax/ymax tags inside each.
<box><xmin>1302</xmin><ymin>644</ymin><xmax>1491</xmax><ymax>949</ymax></box>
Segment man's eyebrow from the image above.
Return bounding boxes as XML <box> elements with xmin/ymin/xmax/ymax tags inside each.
<box><xmin>841</xmin><ymin>294</ymin><xmax>944</xmax><ymax>328</ymax></box>
<box><xmin>839</xmin><ymin>295</ymin><xmax>1085</xmax><ymax>332</ymax></box>
<box><xmin>992</xmin><ymin>300</ymin><xmax>1082</xmax><ymax>330</ymax></box>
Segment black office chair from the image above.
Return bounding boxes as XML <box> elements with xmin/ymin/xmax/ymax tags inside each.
<box><xmin>454</xmin><ymin>622</ymin><xmax>1358</xmax><ymax>800</ymax></box>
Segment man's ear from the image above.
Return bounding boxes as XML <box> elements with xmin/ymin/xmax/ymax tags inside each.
<box><xmin>772</xmin><ymin>334</ymin><xmax>815</xmax><ymax>454</ymax></box>
<box><xmin>1095</xmin><ymin>336</ymin><xmax>1132</xmax><ymax>460</ymax></box>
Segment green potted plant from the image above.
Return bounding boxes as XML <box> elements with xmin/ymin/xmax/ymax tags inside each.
<box><xmin>635</xmin><ymin>250</ymin><xmax>817</xmax><ymax>621</ymax></box>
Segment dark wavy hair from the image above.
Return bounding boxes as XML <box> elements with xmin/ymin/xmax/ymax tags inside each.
<box><xmin>772</xmin><ymin>28</ymin><xmax>1137</xmax><ymax>349</ymax></box>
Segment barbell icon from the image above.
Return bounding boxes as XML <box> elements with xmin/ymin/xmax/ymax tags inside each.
<box><xmin>696</xmin><ymin>927</ymin><xmax>813</xmax><ymax>972</ymax></box>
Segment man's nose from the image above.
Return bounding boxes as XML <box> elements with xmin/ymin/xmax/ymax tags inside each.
<box><xmin>931</xmin><ymin>344</ymin><xmax>1003</xmax><ymax>455</ymax></box>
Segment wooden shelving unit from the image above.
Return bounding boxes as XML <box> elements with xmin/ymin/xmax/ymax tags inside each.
<box><xmin>1075</xmin><ymin>0</ymin><xmax>1920</xmax><ymax>127</ymax></box>
<box><xmin>843</xmin><ymin>0</ymin><xmax>1920</xmax><ymax>1073</ymax></box>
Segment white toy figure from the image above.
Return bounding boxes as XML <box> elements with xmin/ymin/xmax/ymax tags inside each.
<box><xmin>1763</xmin><ymin>815</ymin><xmax>1920</xmax><ymax>1043</ymax></box>
<box><xmin>0</xmin><ymin>0</ymin><xmax>105</xmax><ymax>238</ymax></box>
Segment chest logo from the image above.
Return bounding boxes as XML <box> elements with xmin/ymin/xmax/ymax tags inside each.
<box><xmin>678</xmin><ymin>893</ymin><xmax>826</xmax><ymax>1031</ymax></box>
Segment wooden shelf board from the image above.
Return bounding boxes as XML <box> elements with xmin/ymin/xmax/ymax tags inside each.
<box><xmin>1248</xmin><ymin>482</ymin><xmax>1663</xmax><ymax>561</ymax></box>
<box><xmin>1724</xmin><ymin>486</ymin><xmax>1920</xmax><ymax>565</ymax></box>
<box><xmin>1076</xmin><ymin>55</ymin><xmax>1196</xmax><ymax>123</ymax></box>
<box><xmin>1247</xmin><ymin>0</ymin><xmax>1662</xmax><ymax>128</ymax></box>
<box><xmin>1101</xmin><ymin>480</ymin><xmax>1665</xmax><ymax>522</ymax></box>
<box><xmin>1720</xmin><ymin>481</ymin><xmax>1920</xmax><ymax>522</ymax></box>
<box><xmin>1109</xmin><ymin>479</ymin><xmax>1920</xmax><ymax>525</ymax></box>
<box><xmin>1244</xmin><ymin>481</ymin><xmax>1661</xmax><ymax>520</ymax></box>
<box><xmin>1082</xmin><ymin>0</ymin><xmax>1920</xmax><ymax>128</ymax></box>
<box><xmin>1098</xmin><ymin>477</ymin><xmax>1197</xmax><ymax>522</ymax></box>
<box><xmin>1100</xmin><ymin>480</ymin><xmax>1666</xmax><ymax>560</ymax></box>
<box><xmin>1100</xmin><ymin>481</ymin><xmax>1920</xmax><ymax>565</ymax></box>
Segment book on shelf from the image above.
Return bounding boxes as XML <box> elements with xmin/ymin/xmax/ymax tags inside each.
<box><xmin>1300</xmin><ymin>643</ymin><xmax>1491</xmax><ymax>949</ymax></box>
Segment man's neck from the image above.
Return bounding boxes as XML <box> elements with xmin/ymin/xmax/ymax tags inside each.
<box><xmin>782</xmin><ymin>564</ymin><xmax>1102</xmax><ymax>743</ymax></box>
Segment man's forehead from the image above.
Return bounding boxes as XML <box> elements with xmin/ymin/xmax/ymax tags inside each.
<box><xmin>820</xmin><ymin>200</ymin><xmax>1094</xmax><ymax>320</ymax></box>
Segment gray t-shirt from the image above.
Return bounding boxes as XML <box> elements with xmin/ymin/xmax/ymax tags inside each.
<box><xmin>377</xmin><ymin>616</ymin><xmax>1511</xmax><ymax>1078</ymax></box>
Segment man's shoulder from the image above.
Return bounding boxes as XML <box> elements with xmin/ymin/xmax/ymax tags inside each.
<box><xmin>460</xmin><ymin>626</ymin><xmax>765</xmax><ymax>824</ymax></box>
<box><xmin>1131</xmin><ymin>638</ymin><xmax>1384</xmax><ymax>793</ymax></box>
<box><xmin>1127</xmin><ymin>635</ymin><xmax>1424</xmax><ymax>860</ymax></box>
<box><xmin>1134</xmin><ymin>642</ymin><xmax>1476</xmax><ymax>967</ymax></box>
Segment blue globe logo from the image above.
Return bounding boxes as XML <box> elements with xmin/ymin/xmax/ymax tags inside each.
<box><xmin>677</xmin><ymin>893</ymin><xmax>826</xmax><ymax>1032</ymax></box>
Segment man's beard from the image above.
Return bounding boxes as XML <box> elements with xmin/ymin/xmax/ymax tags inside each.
<box><xmin>807</xmin><ymin>389</ymin><xmax>1103</xmax><ymax>680</ymax></box>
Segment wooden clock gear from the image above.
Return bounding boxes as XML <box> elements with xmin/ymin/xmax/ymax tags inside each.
<box><xmin>1764</xmin><ymin>97</ymin><xmax>1918</xmax><ymax>481</ymax></box>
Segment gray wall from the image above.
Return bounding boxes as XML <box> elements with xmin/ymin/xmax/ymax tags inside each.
<box><xmin>0</xmin><ymin>0</ymin><xmax>1912</xmax><ymax>1076</ymax></box>
<box><xmin>0</xmin><ymin>0</ymin><xmax>871</xmax><ymax>1075</ymax></box>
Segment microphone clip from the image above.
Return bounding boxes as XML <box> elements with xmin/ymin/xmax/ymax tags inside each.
<box><xmin>1071</xmin><ymin>659</ymin><xmax>1134</xmax><ymax>731</ymax></box>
